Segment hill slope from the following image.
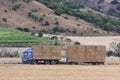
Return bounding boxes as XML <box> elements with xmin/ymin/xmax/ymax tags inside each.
<box><xmin>69</xmin><ymin>0</ymin><xmax>120</xmax><ymax>17</ymax></box>
<box><xmin>0</xmin><ymin>0</ymin><xmax>119</xmax><ymax>36</ymax></box>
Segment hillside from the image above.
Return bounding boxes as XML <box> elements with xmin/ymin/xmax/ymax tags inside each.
<box><xmin>69</xmin><ymin>0</ymin><xmax>120</xmax><ymax>17</ymax></box>
<box><xmin>0</xmin><ymin>0</ymin><xmax>120</xmax><ymax>36</ymax></box>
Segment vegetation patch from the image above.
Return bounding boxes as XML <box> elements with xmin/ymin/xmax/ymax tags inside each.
<box><xmin>0</xmin><ymin>28</ymin><xmax>55</xmax><ymax>45</ymax></box>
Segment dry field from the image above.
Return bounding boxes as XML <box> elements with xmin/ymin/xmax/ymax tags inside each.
<box><xmin>0</xmin><ymin>64</ymin><xmax>120</xmax><ymax>80</ymax></box>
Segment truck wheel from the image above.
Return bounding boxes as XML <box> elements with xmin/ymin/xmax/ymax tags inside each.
<box><xmin>44</xmin><ymin>60</ymin><xmax>50</xmax><ymax>64</ymax></box>
<box><xmin>51</xmin><ymin>60</ymin><xmax>57</xmax><ymax>65</ymax></box>
<box><xmin>23</xmin><ymin>61</ymin><xmax>27</xmax><ymax>64</ymax></box>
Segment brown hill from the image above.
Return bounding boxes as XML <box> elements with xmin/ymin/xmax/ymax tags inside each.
<box><xmin>69</xmin><ymin>0</ymin><xmax>120</xmax><ymax>17</ymax></box>
<box><xmin>0</xmin><ymin>0</ymin><xmax>118</xmax><ymax>36</ymax></box>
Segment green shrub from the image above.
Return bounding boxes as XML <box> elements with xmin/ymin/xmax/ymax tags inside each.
<box><xmin>23</xmin><ymin>28</ymin><xmax>30</xmax><ymax>32</ymax></box>
<box><xmin>106</xmin><ymin>51</ymin><xmax>115</xmax><ymax>57</ymax></box>
<box><xmin>16</xmin><ymin>27</ymin><xmax>23</xmax><ymax>31</ymax></box>
<box><xmin>38</xmin><ymin>32</ymin><xmax>43</xmax><ymax>37</ymax></box>
<box><xmin>111</xmin><ymin>0</ymin><xmax>119</xmax><ymax>4</ymax></box>
<box><xmin>55</xmin><ymin>21</ymin><xmax>59</xmax><ymax>25</ymax></box>
<box><xmin>63</xmin><ymin>16</ymin><xmax>68</xmax><ymax>19</ymax></box>
<box><xmin>72</xmin><ymin>29</ymin><xmax>77</xmax><ymax>34</ymax></box>
<box><xmin>51</xmin><ymin>36</ymin><xmax>58</xmax><ymax>40</ymax></box>
<box><xmin>55</xmin><ymin>8</ymin><xmax>63</xmax><ymax>16</ymax></box>
<box><xmin>12</xmin><ymin>4</ymin><xmax>21</xmax><ymax>11</ymax></box>
<box><xmin>23</xmin><ymin>0</ymin><xmax>32</xmax><ymax>3</ymax></box>
<box><xmin>31</xmin><ymin>8</ymin><xmax>40</xmax><ymax>12</ymax></box>
<box><xmin>54</xmin><ymin>42</ymin><xmax>59</xmax><ymax>45</ymax></box>
<box><xmin>2</xmin><ymin>18</ymin><xmax>7</xmax><ymax>22</ymax></box>
<box><xmin>31</xmin><ymin>32</ymin><xmax>35</xmax><ymax>35</ymax></box>
<box><xmin>74</xmin><ymin>41</ymin><xmax>81</xmax><ymax>45</ymax></box>
<box><xmin>45</xmin><ymin>21</ymin><xmax>49</xmax><ymax>26</ymax></box>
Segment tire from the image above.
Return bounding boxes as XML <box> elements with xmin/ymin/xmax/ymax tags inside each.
<box><xmin>51</xmin><ymin>60</ymin><xmax>57</xmax><ymax>65</ymax></box>
<box><xmin>44</xmin><ymin>60</ymin><xmax>50</xmax><ymax>64</ymax></box>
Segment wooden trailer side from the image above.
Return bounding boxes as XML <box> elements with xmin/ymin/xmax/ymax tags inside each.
<box><xmin>67</xmin><ymin>45</ymin><xmax>106</xmax><ymax>63</ymax></box>
<box><xmin>66</xmin><ymin>45</ymin><xmax>78</xmax><ymax>62</ymax></box>
<box><xmin>96</xmin><ymin>46</ymin><xmax>106</xmax><ymax>62</ymax></box>
<box><xmin>32</xmin><ymin>45</ymin><xmax>61</xmax><ymax>60</ymax></box>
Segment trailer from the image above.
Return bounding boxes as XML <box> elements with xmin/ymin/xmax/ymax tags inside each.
<box><xmin>66</xmin><ymin>45</ymin><xmax>106</xmax><ymax>64</ymax></box>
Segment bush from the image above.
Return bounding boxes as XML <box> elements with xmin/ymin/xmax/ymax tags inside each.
<box><xmin>23</xmin><ymin>28</ymin><xmax>30</xmax><ymax>32</ymax></box>
<box><xmin>63</xmin><ymin>16</ymin><xmax>68</xmax><ymax>19</ymax></box>
<box><xmin>51</xmin><ymin>36</ymin><xmax>58</xmax><ymax>40</ymax></box>
<box><xmin>38</xmin><ymin>32</ymin><xmax>43</xmax><ymax>37</ymax></box>
<box><xmin>74</xmin><ymin>41</ymin><xmax>81</xmax><ymax>45</ymax></box>
<box><xmin>2</xmin><ymin>18</ymin><xmax>7</xmax><ymax>22</ymax></box>
<box><xmin>4</xmin><ymin>9</ymin><xmax>8</xmax><ymax>12</ymax></box>
<box><xmin>55</xmin><ymin>8</ymin><xmax>63</xmax><ymax>16</ymax></box>
<box><xmin>12</xmin><ymin>4</ymin><xmax>21</xmax><ymax>11</ymax></box>
<box><xmin>23</xmin><ymin>0</ymin><xmax>32</xmax><ymax>3</ymax></box>
<box><xmin>117</xmin><ymin>5</ymin><xmax>120</xmax><ymax>10</ymax></box>
<box><xmin>97</xmin><ymin>0</ymin><xmax>104</xmax><ymax>4</ymax></box>
<box><xmin>72</xmin><ymin>29</ymin><xmax>77</xmax><ymax>34</ymax></box>
<box><xmin>55</xmin><ymin>21</ymin><xmax>59</xmax><ymax>25</ymax></box>
<box><xmin>31</xmin><ymin>8</ymin><xmax>40</xmax><ymax>12</ymax></box>
<box><xmin>38</xmin><ymin>17</ymin><xmax>44</xmax><ymax>22</ymax></box>
<box><xmin>0</xmin><ymin>53</ymin><xmax>1</xmax><ymax>57</ymax></box>
<box><xmin>111</xmin><ymin>0</ymin><xmax>119</xmax><ymax>4</ymax></box>
<box><xmin>54</xmin><ymin>42</ymin><xmax>59</xmax><ymax>45</ymax></box>
<box><xmin>106</xmin><ymin>51</ymin><xmax>115</xmax><ymax>57</ymax></box>
<box><xmin>16</xmin><ymin>27</ymin><xmax>23</xmax><ymax>31</ymax></box>
<box><xmin>44</xmin><ymin>21</ymin><xmax>50</xmax><ymax>26</ymax></box>
<box><xmin>31</xmin><ymin>32</ymin><xmax>35</xmax><ymax>35</ymax></box>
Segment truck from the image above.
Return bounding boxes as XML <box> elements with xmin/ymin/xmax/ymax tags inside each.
<box><xmin>22</xmin><ymin>45</ymin><xmax>106</xmax><ymax>65</ymax></box>
<box><xmin>22</xmin><ymin>45</ymin><xmax>61</xmax><ymax>64</ymax></box>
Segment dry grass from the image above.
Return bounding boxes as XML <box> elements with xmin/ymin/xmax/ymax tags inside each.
<box><xmin>67</xmin><ymin>36</ymin><xmax>120</xmax><ymax>50</ymax></box>
<box><xmin>0</xmin><ymin>58</ymin><xmax>21</xmax><ymax>64</ymax></box>
<box><xmin>0</xmin><ymin>64</ymin><xmax>120</xmax><ymax>80</ymax></box>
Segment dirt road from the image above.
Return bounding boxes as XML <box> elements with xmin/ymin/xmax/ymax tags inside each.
<box><xmin>0</xmin><ymin>64</ymin><xmax>120</xmax><ymax>80</ymax></box>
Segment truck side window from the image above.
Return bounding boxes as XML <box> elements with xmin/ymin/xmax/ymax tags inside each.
<box><xmin>24</xmin><ymin>52</ymin><xmax>28</xmax><ymax>56</ymax></box>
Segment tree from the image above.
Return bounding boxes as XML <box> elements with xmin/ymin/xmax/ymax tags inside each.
<box><xmin>110</xmin><ymin>42</ymin><xmax>120</xmax><ymax>57</ymax></box>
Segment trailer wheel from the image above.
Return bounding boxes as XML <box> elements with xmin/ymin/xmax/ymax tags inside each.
<box><xmin>44</xmin><ymin>60</ymin><xmax>50</xmax><ymax>64</ymax></box>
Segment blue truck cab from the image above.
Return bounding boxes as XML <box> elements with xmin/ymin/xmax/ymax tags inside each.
<box><xmin>22</xmin><ymin>48</ymin><xmax>33</xmax><ymax>64</ymax></box>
